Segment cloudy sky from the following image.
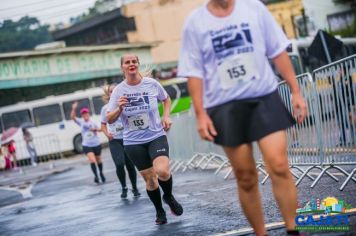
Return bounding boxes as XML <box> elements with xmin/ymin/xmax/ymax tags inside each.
<box><xmin>0</xmin><ymin>0</ymin><xmax>98</xmax><ymax>25</ymax></box>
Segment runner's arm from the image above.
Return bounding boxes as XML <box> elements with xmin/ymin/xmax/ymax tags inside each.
<box><xmin>70</xmin><ymin>102</ymin><xmax>79</xmax><ymax>121</ymax></box>
<box><xmin>93</xmin><ymin>127</ymin><xmax>102</xmax><ymax>132</ymax></box>
<box><xmin>162</xmin><ymin>96</ymin><xmax>171</xmax><ymax>118</ymax></box>
<box><xmin>161</xmin><ymin>96</ymin><xmax>172</xmax><ymax>131</ymax></box>
<box><xmin>273</xmin><ymin>51</ymin><xmax>307</xmax><ymax>123</ymax></box>
<box><xmin>187</xmin><ymin>78</ymin><xmax>205</xmax><ymax>117</ymax></box>
<box><xmin>187</xmin><ymin>78</ymin><xmax>217</xmax><ymax>141</ymax></box>
<box><xmin>107</xmin><ymin>107</ymin><xmax>122</xmax><ymax>124</ymax></box>
<box><xmin>273</xmin><ymin>51</ymin><xmax>300</xmax><ymax>94</ymax></box>
<box><xmin>101</xmin><ymin>123</ymin><xmax>110</xmax><ymax>137</ymax></box>
<box><xmin>107</xmin><ymin>96</ymin><xmax>128</xmax><ymax>124</ymax></box>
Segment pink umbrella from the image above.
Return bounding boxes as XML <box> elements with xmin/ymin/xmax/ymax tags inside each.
<box><xmin>1</xmin><ymin>127</ymin><xmax>19</xmax><ymax>145</ymax></box>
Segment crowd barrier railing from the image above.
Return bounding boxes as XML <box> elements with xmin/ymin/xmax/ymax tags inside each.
<box><xmin>167</xmin><ymin>55</ymin><xmax>356</xmax><ymax>191</ymax></box>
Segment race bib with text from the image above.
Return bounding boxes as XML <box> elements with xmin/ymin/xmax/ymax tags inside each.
<box><xmin>128</xmin><ymin>113</ymin><xmax>149</xmax><ymax>131</ymax></box>
<box><xmin>218</xmin><ymin>53</ymin><xmax>259</xmax><ymax>90</ymax></box>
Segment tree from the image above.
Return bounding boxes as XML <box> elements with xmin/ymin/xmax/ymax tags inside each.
<box><xmin>0</xmin><ymin>16</ymin><xmax>52</xmax><ymax>53</ymax></box>
<box><xmin>73</xmin><ymin>0</ymin><xmax>118</xmax><ymax>23</ymax></box>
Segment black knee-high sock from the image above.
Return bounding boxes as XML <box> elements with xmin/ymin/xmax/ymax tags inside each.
<box><xmin>116</xmin><ymin>165</ymin><xmax>127</xmax><ymax>189</ymax></box>
<box><xmin>146</xmin><ymin>188</ymin><xmax>164</xmax><ymax>212</ymax></box>
<box><xmin>125</xmin><ymin>156</ymin><xmax>137</xmax><ymax>189</ymax></box>
<box><xmin>97</xmin><ymin>162</ymin><xmax>103</xmax><ymax>175</ymax></box>
<box><xmin>158</xmin><ymin>175</ymin><xmax>172</xmax><ymax>197</ymax></box>
<box><xmin>90</xmin><ymin>163</ymin><xmax>98</xmax><ymax>177</ymax></box>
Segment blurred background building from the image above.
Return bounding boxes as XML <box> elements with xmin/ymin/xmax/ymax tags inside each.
<box><xmin>0</xmin><ymin>0</ymin><xmax>354</xmax><ymax>107</ymax></box>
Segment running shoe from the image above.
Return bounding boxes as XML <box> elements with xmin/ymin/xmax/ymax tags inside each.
<box><xmin>132</xmin><ymin>188</ymin><xmax>141</xmax><ymax>197</ymax></box>
<box><xmin>100</xmin><ymin>174</ymin><xmax>106</xmax><ymax>183</ymax></box>
<box><xmin>155</xmin><ymin>210</ymin><xmax>167</xmax><ymax>225</ymax></box>
<box><xmin>94</xmin><ymin>177</ymin><xmax>99</xmax><ymax>183</ymax></box>
<box><xmin>121</xmin><ymin>187</ymin><xmax>128</xmax><ymax>199</ymax></box>
<box><xmin>163</xmin><ymin>195</ymin><xmax>183</xmax><ymax>216</ymax></box>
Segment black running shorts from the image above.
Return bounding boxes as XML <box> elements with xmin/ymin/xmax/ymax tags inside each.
<box><xmin>207</xmin><ymin>90</ymin><xmax>296</xmax><ymax>147</ymax></box>
<box><xmin>83</xmin><ymin>145</ymin><xmax>102</xmax><ymax>156</ymax></box>
<box><xmin>124</xmin><ymin>135</ymin><xmax>169</xmax><ymax>171</ymax></box>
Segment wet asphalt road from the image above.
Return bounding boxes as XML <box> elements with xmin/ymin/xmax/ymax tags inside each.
<box><xmin>0</xmin><ymin>148</ymin><xmax>355</xmax><ymax>236</ymax></box>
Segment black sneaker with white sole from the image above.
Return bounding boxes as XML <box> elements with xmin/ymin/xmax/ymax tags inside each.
<box><xmin>163</xmin><ymin>195</ymin><xmax>183</xmax><ymax>216</ymax></box>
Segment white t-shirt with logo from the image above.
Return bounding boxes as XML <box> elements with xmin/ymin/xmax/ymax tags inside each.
<box><xmin>178</xmin><ymin>0</ymin><xmax>290</xmax><ymax>108</ymax></box>
<box><xmin>107</xmin><ymin>77</ymin><xmax>168</xmax><ymax>145</ymax></box>
<box><xmin>74</xmin><ymin>118</ymin><xmax>101</xmax><ymax>147</ymax></box>
<box><xmin>100</xmin><ymin>104</ymin><xmax>124</xmax><ymax>140</ymax></box>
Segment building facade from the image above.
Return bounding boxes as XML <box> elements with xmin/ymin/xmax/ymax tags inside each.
<box><xmin>302</xmin><ymin>0</ymin><xmax>353</xmax><ymax>33</ymax></box>
<box><xmin>52</xmin><ymin>9</ymin><xmax>136</xmax><ymax>46</ymax></box>
<box><xmin>122</xmin><ymin>0</ymin><xmax>303</xmax><ymax>64</ymax></box>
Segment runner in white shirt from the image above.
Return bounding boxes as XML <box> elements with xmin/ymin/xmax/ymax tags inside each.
<box><xmin>101</xmin><ymin>84</ymin><xmax>140</xmax><ymax>198</ymax></box>
<box><xmin>178</xmin><ymin>0</ymin><xmax>307</xmax><ymax>235</ymax></box>
<box><xmin>107</xmin><ymin>54</ymin><xmax>183</xmax><ymax>225</ymax></box>
<box><xmin>71</xmin><ymin>102</ymin><xmax>105</xmax><ymax>184</ymax></box>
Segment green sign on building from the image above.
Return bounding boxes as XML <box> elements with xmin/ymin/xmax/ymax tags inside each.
<box><xmin>0</xmin><ymin>43</ymin><xmax>154</xmax><ymax>89</ymax></box>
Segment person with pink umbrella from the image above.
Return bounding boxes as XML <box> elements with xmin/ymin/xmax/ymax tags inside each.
<box><xmin>1</xmin><ymin>127</ymin><xmax>19</xmax><ymax>169</ymax></box>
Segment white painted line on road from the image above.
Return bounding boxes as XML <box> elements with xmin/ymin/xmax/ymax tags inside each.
<box><xmin>215</xmin><ymin>208</ymin><xmax>356</xmax><ymax>236</ymax></box>
<box><xmin>215</xmin><ymin>221</ymin><xmax>285</xmax><ymax>236</ymax></box>
<box><xmin>170</xmin><ymin>84</ymin><xmax>181</xmax><ymax>112</ymax></box>
<box><xmin>18</xmin><ymin>184</ymin><xmax>33</xmax><ymax>198</ymax></box>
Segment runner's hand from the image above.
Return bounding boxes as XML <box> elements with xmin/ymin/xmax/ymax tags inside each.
<box><xmin>106</xmin><ymin>133</ymin><xmax>113</xmax><ymax>141</ymax></box>
<box><xmin>162</xmin><ymin>116</ymin><xmax>172</xmax><ymax>131</ymax></box>
<box><xmin>196</xmin><ymin>112</ymin><xmax>217</xmax><ymax>142</ymax></box>
<box><xmin>72</xmin><ymin>102</ymin><xmax>78</xmax><ymax>110</ymax></box>
<box><xmin>292</xmin><ymin>93</ymin><xmax>307</xmax><ymax>124</ymax></box>
<box><xmin>118</xmin><ymin>96</ymin><xmax>129</xmax><ymax>110</ymax></box>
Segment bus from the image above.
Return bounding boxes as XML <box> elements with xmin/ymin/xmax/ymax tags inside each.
<box><xmin>0</xmin><ymin>88</ymin><xmax>107</xmax><ymax>159</ymax></box>
<box><xmin>287</xmin><ymin>37</ymin><xmax>356</xmax><ymax>74</ymax></box>
<box><xmin>0</xmin><ymin>79</ymin><xmax>192</xmax><ymax>160</ymax></box>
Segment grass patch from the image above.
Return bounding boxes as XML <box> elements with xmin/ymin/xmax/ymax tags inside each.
<box><xmin>159</xmin><ymin>96</ymin><xmax>191</xmax><ymax>116</ymax></box>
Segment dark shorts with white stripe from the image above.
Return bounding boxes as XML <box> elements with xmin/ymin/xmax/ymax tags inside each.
<box><xmin>124</xmin><ymin>135</ymin><xmax>169</xmax><ymax>171</ymax></box>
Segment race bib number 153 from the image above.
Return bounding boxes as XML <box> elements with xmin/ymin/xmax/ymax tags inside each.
<box><xmin>218</xmin><ymin>53</ymin><xmax>259</xmax><ymax>90</ymax></box>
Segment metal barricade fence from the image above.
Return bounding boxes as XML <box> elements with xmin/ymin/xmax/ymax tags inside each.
<box><xmin>277</xmin><ymin>73</ymin><xmax>327</xmax><ymax>185</ymax></box>
<box><xmin>167</xmin><ymin>108</ymin><xmax>229</xmax><ymax>174</ymax></box>
<box><xmin>4</xmin><ymin>134</ymin><xmax>62</xmax><ymax>171</ymax></box>
<box><xmin>167</xmin><ymin>55</ymin><xmax>356</xmax><ymax>191</ymax></box>
<box><xmin>312</xmin><ymin>55</ymin><xmax>356</xmax><ymax>190</ymax></box>
<box><xmin>248</xmin><ymin>73</ymin><xmax>326</xmax><ymax>185</ymax></box>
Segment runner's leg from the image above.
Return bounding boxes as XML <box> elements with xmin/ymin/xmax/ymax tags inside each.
<box><xmin>258</xmin><ymin>130</ymin><xmax>297</xmax><ymax>231</ymax></box>
<box><xmin>87</xmin><ymin>152</ymin><xmax>99</xmax><ymax>183</ymax></box>
<box><xmin>140</xmin><ymin>167</ymin><xmax>167</xmax><ymax>224</ymax></box>
<box><xmin>124</xmin><ymin>153</ymin><xmax>139</xmax><ymax>195</ymax></box>
<box><xmin>109</xmin><ymin>140</ymin><xmax>127</xmax><ymax>194</ymax></box>
<box><xmin>223</xmin><ymin>143</ymin><xmax>266</xmax><ymax>236</ymax></box>
<box><xmin>95</xmin><ymin>155</ymin><xmax>105</xmax><ymax>183</ymax></box>
<box><xmin>153</xmin><ymin>156</ymin><xmax>183</xmax><ymax>216</ymax></box>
